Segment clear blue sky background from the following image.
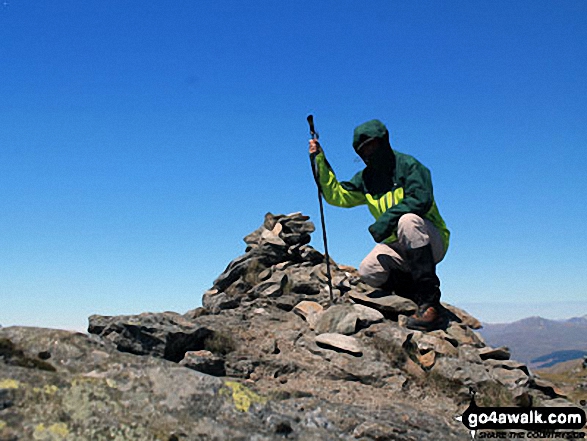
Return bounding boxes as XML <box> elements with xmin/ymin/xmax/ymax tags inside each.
<box><xmin>1</xmin><ymin>1</ymin><xmax>586</xmax><ymax>331</ymax></box>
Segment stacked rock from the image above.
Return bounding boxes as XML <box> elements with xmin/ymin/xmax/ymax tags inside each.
<box><xmin>203</xmin><ymin>212</ymin><xmax>343</xmax><ymax>314</ymax></box>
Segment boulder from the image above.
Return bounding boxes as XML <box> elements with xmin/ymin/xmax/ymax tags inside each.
<box><xmin>315</xmin><ymin>333</ymin><xmax>363</xmax><ymax>356</ymax></box>
<box><xmin>478</xmin><ymin>346</ymin><xmax>511</xmax><ymax>361</ymax></box>
<box><xmin>491</xmin><ymin>367</ymin><xmax>530</xmax><ymax>389</ymax></box>
<box><xmin>349</xmin><ymin>290</ymin><xmax>418</xmax><ymax>318</ymax></box>
<box><xmin>445</xmin><ymin>323</ymin><xmax>485</xmax><ymax>347</ymax></box>
<box><xmin>88</xmin><ymin>312</ymin><xmax>215</xmax><ymax>362</ymax></box>
<box><xmin>180</xmin><ymin>350</ymin><xmax>226</xmax><ymax>376</ymax></box>
<box><xmin>441</xmin><ymin>303</ymin><xmax>483</xmax><ymax>329</ymax></box>
<box><xmin>314</xmin><ymin>305</ymin><xmax>358</xmax><ymax>335</ymax></box>
<box><xmin>293</xmin><ymin>301</ymin><xmax>323</xmax><ymax>329</ymax></box>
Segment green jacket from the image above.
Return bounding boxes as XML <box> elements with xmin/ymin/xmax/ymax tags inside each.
<box><xmin>313</xmin><ymin>151</ymin><xmax>450</xmax><ymax>250</ymax></box>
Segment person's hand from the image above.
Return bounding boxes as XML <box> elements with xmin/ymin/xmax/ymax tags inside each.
<box><xmin>309</xmin><ymin>138</ymin><xmax>322</xmax><ymax>155</ymax></box>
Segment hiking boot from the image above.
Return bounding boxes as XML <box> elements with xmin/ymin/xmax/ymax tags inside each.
<box><xmin>406</xmin><ymin>304</ymin><xmax>444</xmax><ymax>332</ymax></box>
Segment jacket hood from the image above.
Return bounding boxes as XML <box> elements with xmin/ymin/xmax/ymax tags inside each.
<box><xmin>352</xmin><ymin>119</ymin><xmax>390</xmax><ymax>152</ymax></box>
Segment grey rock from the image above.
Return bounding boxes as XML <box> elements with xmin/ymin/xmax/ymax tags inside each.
<box><xmin>180</xmin><ymin>350</ymin><xmax>226</xmax><ymax>376</ymax></box>
<box><xmin>290</xmin><ymin>278</ymin><xmax>321</xmax><ymax>295</ymax></box>
<box><xmin>281</xmin><ymin>232</ymin><xmax>311</xmax><ymax>247</ymax></box>
<box><xmin>183</xmin><ymin>306</ymin><xmax>210</xmax><ymax>320</ymax></box>
<box><xmin>445</xmin><ymin>323</ymin><xmax>485</xmax><ymax>347</ymax></box>
<box><xmin>314</xmin><ymin>305</ymin><xmax>358</xmax><ymax>335</ymax></box>
<box><xmin>249</xmin><ymin>273</ymin><xmax>289</xmax><ymax>299</ymax></box>
<box><xmin>491</xmin><ymin>367</ymin><xmax>530</xmax><ymax>388</ymax></box>
<box><xmin>0</xmin><ymin>326</ymin><xmax>245</xmax><ymax>441</ymax></box>
<box><xmin>293</xmin><ymin>301</ymin><xmax>324</xmax><ymax>327</ymax></box>
<box><xmin>431</xmin><ymin>357</ymin><xmax>494</xmax><ymax>388</ymax></box>
<box><xmin>353</xmin><ymin>421</ymin><xmax>408</xmax><ymax>440</ymax></box>
<box><xmin>412</xmin><ymin>333</ymin><xmax>458</xmax><ymax>357</ymax></box>
<box><xmin>255</xmin><ymin>241</ymin><xmax>291</xmax><ymax>266</ymax></box>
<box><xmin>536</xmin><ymin>398</ymin><xmax>575</xmax><ymax>407</ymax></box>
<box><xmin>258</xmin><ymin>267</ymin><xmax>273</xmax><ymax>281</ymax></box>
<box><xmin>202</xmin><ymin>291</ymin><xmax>241</xmax><ymax>312</ymax></box>
<box><xmin>364</xmin><ymin>321</ymin><xmax>415</xmax><ymax>349</ymax></box>
<box><xmin>274</xmin><ymin>295</ymin><xmax>298</xmax><ymax>312</ymax></box>
<box><xmin>244</xmin><ymin>212</ymin><xmax>315</xmax><ymax>251</ymax></box>
<box><xmin>315</xmin><ymin>333</ymin><xmax>363</xmax><ymax>356</ymax></box>
<box><xmin>485</xmin><ymin>359</ymin><xmax>530</xmax><ymax>375</ymax></box>
<box><xmin>314</xmin><ymin>304</ymin><xmax>384</xmax><ymax>336</ymax></box>
<box><xmin>349</xmin><ymin>290</ymin><xmax>418</xmax><ymax>318</ymax></box>
<box><xmin>458</xmin><ymin>345</ymin><xmax>484</xmax><ymax>364</ymax></box>
<box><xmin>478</xmin><ymin>346</ymin><xmax>511</xmax><ymax>360</ymax></box>
<box><xmin>212</xmin><ymin>255</ymin><xmax>253</xmax><ymax>292</ymax></box>
<box><xmin>511</xmin><ymin>388</ymin><xmax>534</xmax><ymax>407</ymax></box>
<box><xmin>334</xmin><ymin>277</ymin><xmax>352</xmax><ymax>292</ymax></box>
<box><xmin>298</xmin><ymin>245</ymin><xmax>324</xmax><ymax>264</ymax></box>
<box><xmin>529</xmin><ymin>377</ymin><xmax>567</xmax><ymax>399</ymax></box>
<box><xmin>441</xmin><ymin>303</ymin><xmax>483</xmax><ymax>329</ymax></box>
<box><xmin>319</xmin><ymin>287</ymin><xmax>342</xmax><ymax>301</ymax></box>
<box><xmin>243</xmin><ymin>225</ymin><xmax>266</xmax><ymax>247</ymax></box>
<box><xmin>352</xmin><ymin>304</ymin><xmax>385</xmax><ymax>325</ymax></box>
<box><xmin>310</xmin><ymin>264</ymin><xmax>332</xmax><ymax>284</ymax></box>
<box><xmin>88</xmin><ymin>312</ymin><xmax>215</xmax><ymax>362</ymax></box>
<box><xmin>261</xmin><ymin>228</ymin><xmax>287</xmax><ymax>247</ymax></box>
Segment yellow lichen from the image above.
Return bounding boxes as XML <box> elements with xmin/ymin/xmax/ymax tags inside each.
<box><xmin>223</xmin><ymin>381</ymin><xmax>267</xmax><ymax>412</ymax></box>
<box><xmin>34</xmin><ymin>384</ymin><xmax>59</xmax><ymax>395</ymax></box>
<box><xmin>0</xmin><ymin>420</ymin><xmax>6</xmax><ymax>430</ymax></box>
<box><xmin>0</xmin><ymin>379</ymin><xmax>20</xmax><ymax>389</ymax></box>
<box><xmin>34</xmin><ymin>422</ymin><xmax>70</xmax><ymax>439</ymax></box>
<box><xmin>48</xmin><ymin>423</ymin><xmax>69</xmax><ymax>437</ymax></box>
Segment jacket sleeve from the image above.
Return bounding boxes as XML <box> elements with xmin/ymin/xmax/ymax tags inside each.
<box><xmin>368</xmin><ymin>158</ymin><xmax>434</xmax><ymax>243</ymax></box>
<box><xmin>313</xmin><ymin>152</ymin><xmax>366</xmax><ymax>208</ymax></box>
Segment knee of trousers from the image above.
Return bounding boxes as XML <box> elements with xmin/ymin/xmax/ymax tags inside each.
<box><xmin>358</xmin><ymin>260</ymin><xmax>387</xmax><ymax>288</ymax></box>
<box><xmin>397</xmin><ymin>213</ymin><xmax>429</xmax><ymax>249</ymax></box>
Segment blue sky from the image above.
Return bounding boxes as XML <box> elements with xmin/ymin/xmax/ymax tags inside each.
<box><xmin>1</xmin><ymin>1</ymin><xmax>586</xmax><ymax>331</ymax></box>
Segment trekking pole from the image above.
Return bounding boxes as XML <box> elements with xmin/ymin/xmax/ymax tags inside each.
<box><xmin>307</xmin><ymin>114</ymin><xmax>335</xmax><ymax>305</ymax></box>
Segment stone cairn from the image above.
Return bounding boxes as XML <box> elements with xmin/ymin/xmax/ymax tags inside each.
<box><xmin>89</xmin><ymin>212</ymin><xmax>570</xmax><ymax>409</ymax></box>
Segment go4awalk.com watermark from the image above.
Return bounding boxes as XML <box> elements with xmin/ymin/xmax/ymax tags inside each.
<box><xmin>455</xmin><ymin>391</ymin><xmax>586</xmax><ymax>439</ymax></box>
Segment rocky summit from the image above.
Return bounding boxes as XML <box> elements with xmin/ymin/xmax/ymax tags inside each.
<box><xmin>0</xmin><ymin>212</ymin><xmax>578</xmax><ymax>440</ymax></box>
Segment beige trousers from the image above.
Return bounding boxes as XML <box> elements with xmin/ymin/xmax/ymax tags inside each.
<box><xmin>358</xmin><ymin>213</ymin><xmax>447</xmax><ymax>288</ymax></box>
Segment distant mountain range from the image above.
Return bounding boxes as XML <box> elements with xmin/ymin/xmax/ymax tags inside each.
<box><xmin>478</xmin><ymin>315</ymin><xmax>587</xmax><ymax>368</ymax></box>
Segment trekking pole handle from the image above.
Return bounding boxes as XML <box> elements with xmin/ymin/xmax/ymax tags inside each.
<box><xmin>307</xmin><ymin>114</ymin><xmax>319</xmax><ymax>140</ymax></box>
<box><xmin>307</xmin><ymin>114</ymin><xmax>321</xmax><ymax>182</ymax></box>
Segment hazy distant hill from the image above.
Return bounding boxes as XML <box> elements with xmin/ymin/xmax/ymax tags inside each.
<box><xmin>531</xmin><ymin>350</ymin><xmax>587</xmax><ymax>368</ymax></box>
<box><xmin>478</xmin><ymin>315</ymin><xmax>587</xmax><ymax>368</ymax></box>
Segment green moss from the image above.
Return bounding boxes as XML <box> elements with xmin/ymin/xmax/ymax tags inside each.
<box><xmin>420</xmin><ymin>372</ymin><xmax>514</xmax><ymax>407</ymax></box>
<box><xmin>422</xmin><ymin>370</ymin><xmax>464</xmax><ymax>398</ymax></box>
<box><xmin>282</xmin><ymin>279</ymin><xmax>294</xmax><ymax>297</ymax></box>
<box><xmin>475</xmin><ymin>381</ymin><xmax>514</xmax><ymax>407</ymax></box>
<box><xmin>370</xmin><ymin>336</ymin><xmax>407</xmax><ymax>368</ymax></box>
<box><xmin>242</xmin><ymin>258</ymin><xmax>266</xmax><ymax>288</ymax></box>
<box><xmin>203</xmin><ymin>332</ymin><xmax>236</xmax><ymax>356</ymax></box>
